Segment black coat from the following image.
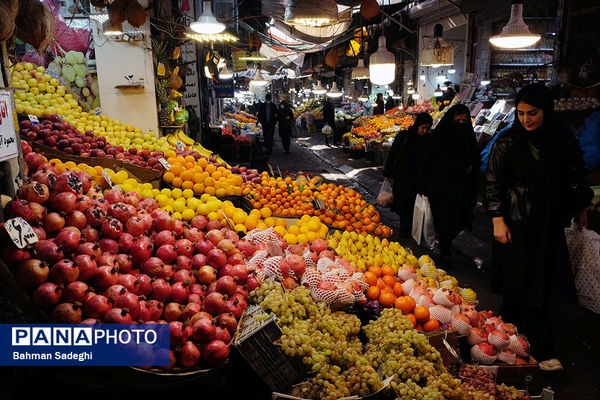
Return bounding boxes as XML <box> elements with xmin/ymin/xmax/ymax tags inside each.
<box><xmin>383</xmin><ymin>127</ymin><xmax>429</xmax><ymax>215</ymax></box>
<box><xmin>419</xmin><ymin>122</ymin><xmax>480</xmax><ymax>236</ymax></box>
<box><xmin>279</xmin><ymin>107</ymin><xmax>294</xmax><ymax>136</ymax></box>
<box><xmin>323</xmin><ymin>101</ymin><xmax>335</xmax><ymax>125</ymax></box>
<box><xmin>257</xmin><ymin>101</ymin><xmax>279</xmax><ymax>128</ymax></box>
<box><xmin>484</xmin><ymin>124</ymin><xmax>593</xmax><ymax>306</ymax></box>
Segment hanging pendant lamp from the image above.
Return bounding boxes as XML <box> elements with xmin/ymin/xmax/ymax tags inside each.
<box><xmin>191</xmin><ymin>1</ymin><xmax>225</xmax><ymax>34</ymax></box>
<box><xmin>250</xmin><ymin>68</ymin><xmax>268</xmax><ymax>86</ymax></box>
<box><xmin>434</xmin><ymin>85</ymin><xmax>443</xmax><ymax>96</ymax></box>
<box><xmin>489</xmin><ymin>2</ymin><xmax>540</xmax><ymax>49</ymax></box>
<box><xmin>219</xmin><ymin>64</ymin><xmax>233</xmax><ymax>80</ymax></box>
<box><xmin>313</xmin><ymin>81</ymin><xmax>327</xmax><ymax>95</ymax></box>
<box><xmin>369</xmin><ymin>35</ymin><xmax>395</xmax><ymax>85</ymax></box>
<box><xmin>421</xmin><ymin>24</ymin><xmax>454</xmax><ymax>67</ymax></box>
<box><xmin>285</xmin><ymin>0</ymin><xmax>339</xmax><ymax>27</ymax></box>
<box><xmin>327</xmin><ymin>82</ymin><xmax>343</xmax><ymax>98</ymax></box>
<box><xmin>352</xmin><ymin>59</ymin><xmax>370</xmax><ymax>80</ymax></box>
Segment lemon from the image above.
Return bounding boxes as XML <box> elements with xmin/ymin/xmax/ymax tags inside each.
<box><xmin>300</xmin><ymin>215</ymin><xmax>311</xmax><ymax>222</ymax></box>
<box><xmin>234</xmin><ymin>224</ymin><xmax>247</xmax><ymax>234</ymax></box>
<box><xmin>182</xmin><ymin>208</ymin><xmax>195</xmax><ymax>221</ymax></box>
<box><xmin>141</xmin><ymin>189</ymin><xmax>153</xmax><ymax>199</ymax></box>
<box><xmin>183</xmin><ymin>189</ymin><xmax>194</xmax><ymax>199</ymax></box>
<box><xmin>264</xmin><ymin>217</ymin><xmax>275</xmax><ymax>227</ymax></box>
<box><xmin>200</xmin><ymin>193</ymin><xmax>211</xmax><ymax>202</ymax></box>
<box><xmin>187</xmin><ymin>197</ymin><xmax>200</xmax><ymax>210</ymax></box>
<box><xmin>283</xmin><ymin>233</ymin><xmax>297</xmax><ymax>245</ymax></box>
<box><xmin>156</xmin><ymin>194</ymin><xmax>169</xmax><ymax>207</ymax></box>
<box><xmin>197</xmin><ymin>203</ymin><xmax>209</xmax><ymax>215</ymax></box>
<box><xmin>207</xmin><ymin>211</ymin><xmax>219</xmax><ymax>221</ymax></box>
<box><xmin>172</xmin><ymin>211</ymin><xmax>182</xmax><ymax>220</ymax></box>
<box><xmin>297</xmin><ymin>233</ymin><xmax>308</xmax><ymax>244</ymax></box>
<box><xmin>171</xmin><ymin>188</ymin><xmax>183</xmax><ymax>199</ymax></box>
<box><xmin>113</xmin><ymin>170</ymin><xmax>128</xmax><ymax>184</ymax></box>
<box><xmin>288</xmin><ymin>225</ymin><xmax>300</xmax><ymax>235</ymax></box>
<box><xmin>162</xmin><ymin>205</ymin><xmax>174</xmax><ymax>213</ymax></box>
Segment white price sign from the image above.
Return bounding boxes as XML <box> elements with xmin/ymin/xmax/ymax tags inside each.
<box><xmin>176</xmin><ymin>140</ymin><xmax>184</xmax><ymax>150</ymax></box>
<box><xmin>28</xmin><ymin>115</ymin><xmax>39</xmax><ymax>125</ymax></box>
<box><xmin>0</xmin><ymin>90</ymin><xmax>19</xmax><ymax>162</ymax></box>
<box><xmin>159</xmin><ymin>158</ymin><xmax>171</xmax><ymax>170</ymax></box>
<box><xmin>5</xmin><ymin>217</ymin><xmax>38</xmax><ymax>249</ymax></box>
<box><xmin>102</xmin><ymin>170</ymin><xmax>123</xmax><ymax>192</ymax></box>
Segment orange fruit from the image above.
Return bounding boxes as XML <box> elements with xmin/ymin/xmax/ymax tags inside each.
<box><xmin>193</xmin><ymin>183</ymin><xmax>205</xmax><ymax>194</ymax></box>
<box><xmin>382</xmin><ymin>275</ymin><xmax>397</xmax><ymax>288</ymax></box>
<box><xmin>172</xmin><ymin>177</ymin><xmax>183</xmax><ymax>187</ymax></box>
<box><xmin>368</xmin><ymin>266</ymin><xmax>382</xmax><ymax>277</ymax></box>
<box><xmin>423</xmin><ymin>319</ymin><xmax>440</xmax><ymax>332</ymax></box>
<box><xmin>414</xmin><ymin>306</ymin><xmax>430</xmax><ymax>323</ymax></box>
<box><xmin>363</xmin><ymin>271</ymin><xmax>377</xmax><ymax>287</ymax></box>
<box><xmin>376</xmin><ymin>278</ymin><xmax>385</xmax><ymax>290</ymax></box>
<box><xmin>392</xmin><ymin>282</ymin><xmax>404</xmax><ymax>297</ymax></box>
<box><xmin>405</xmin><ymin>313</ymin><xmax>417</xmax><ymax>328</ymax></box>
<box><xmin>381</xmin><ymin>265</ymin><xmax>395</xmax><ymax>276</ymax></box>
<box><xmin>163</xmin><ymin>171</ymin><xmax>175</xmax><ymax>183</ymax></box>
<box><xmin>366</xmin><ymin>286</ymin><xmax>380</xmax><ymax>301</ymax></box>
<box><xmin>378</xmin><ymin>291</ymin><xmax>396</xmax><ymax>308</ymax></box>
<box><xmin>394</xmin><ymin>296</ymin><xmax>415</xmax><ymax>314</ymax></box>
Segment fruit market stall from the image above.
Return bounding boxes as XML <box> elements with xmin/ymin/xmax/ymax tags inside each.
<box><xmin>293</xmin><ymin>99</ymin><xmax>323</xmax><ymax>133</ymax></box>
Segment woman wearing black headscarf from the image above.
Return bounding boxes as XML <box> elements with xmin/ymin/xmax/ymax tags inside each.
<box><xmin>383</xmin><ymin>113</ymin><xmax>433</xmax><ymax>236</ymax></box>
<box><xmin>419</xmin><ymin>104</ymin><xmax>481</xmax><ymax>264</ymax></box>
<box><xmin>484</xmin><ymin>84</ymin><xmax>592</xmax><ymax>369</ymax></box>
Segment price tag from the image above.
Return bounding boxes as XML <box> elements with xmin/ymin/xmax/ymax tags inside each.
<box><xmin>94</xmin><ymin>107</ymin><xmax>102</xmax><ymax>116</ymax></box>
<box><xmin>157</xmin><ymin>63</ymin><xmax>166</xmax><ymax>77</ymax></box>
<box><xmin>102</xmin><ymin>170</ymin><xmax>123</xmax><ymax>192</ymax></box>
<box><xmin>28</xmin><ymin>115</ymin><xmax>39</xmax><ymax>125</ymax></box>
<box><xmin>159</xmin><ymin>158</ymin><xmax>171</xmax><ymax>170</ymax></box>
<box><xmin>312</xmin><ymin>198</ymin><xmax>326</xmax><ymax>210</ymax></box>
<box><xmin>5</xmin><ymin>217</ymin><xmax>38</xmax><ymax>249</ymax></box>
<box><xmin>176</xmin><ymin>141</ymin><xmax>184</xmax><ymax>150</ymax></box>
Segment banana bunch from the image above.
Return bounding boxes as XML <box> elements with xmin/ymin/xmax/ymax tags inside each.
<box><xmin>191</xmin><ymin>143</ymin><xmax>212</xmax><ymax>157</ymax></box>
<box><xmin>175</xmin><ymin>129</ymin><xmax>195</xmax><ymax>146</ymax></box>
<box><xmin>165</xmin><ymin>133</ymin><xmax>180</xmax><ymax>147</ymax></box>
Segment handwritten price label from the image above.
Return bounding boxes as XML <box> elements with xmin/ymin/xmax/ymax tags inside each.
<box><xmin>102</xmin><ymin>170</ymin><xmax>123</xmax><ymax>192</ymax></box>
<box><xmin>176</xmin><ymin>141</ymin><xmax>184</xmax><ymax>150</ymax></box>
<box><xmin>5</xmin><ymin>218</ymin><xmax>38</xmax><ymax>249</ymax></box>
<box><xmin>28</xmin><ymin>115</ymin><xmax>39</xmax><ymax>125</ymax></box>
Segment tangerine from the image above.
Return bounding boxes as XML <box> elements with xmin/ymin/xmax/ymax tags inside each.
<box><xmin>379</xmin><ymin>291</ymin><xmax>396</xmax><ymax>308</ymax></box>
<box><xmin>368</xmin><ymin>266</ymin><xmax>382</xmax><ymax>277</ymax></box>
<box><xmin>381</xmin><ymin>275</ymin><xmax>397</xmax><ymax>288</ymax></box>
<box><xmin>381</xmin><ymin>265</ymin><xmax>395</xmax><ymax>276</ymax></box>
<box><xmin>392</xmin><ymin>282</ymin><xmax>404</xmax><ymax>297</ymax></box>
<box><xmin>414</xmin><ymin>306</ymin><xmax>430</xmax><ymax>323</ymax></box>
<box><xmin>405</xmin><ymin>313</ymin><xmax>417</xmax><ymax>328</ymax></box>
<box><xmin>422</xmin><ymin>319</ymin><xmax>440</xmax><ymax>332</ymax></box>
<box><xmin>394</xmin><ymin>296</ymin><xmax>415</xmax><ymax>314</ymax></box>
<box><xmin>363</xmin><ymin>271</ymin><xmax>377</xmax><ymax>286</ymax></box>
<box><xmin>366</xmin><ymin>286</ymin><xmax>380</xmax><ymax>300</ymax></box>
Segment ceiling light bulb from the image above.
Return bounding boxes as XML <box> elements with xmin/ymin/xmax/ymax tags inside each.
<box><xmin>352</xmin><ymin>58</ymin><xmax>370</xmax><ymax>80</ymax></box>
<box><xmin>448</xmin><ymin>68</ymin><xmax>456</xmax><ymax>74</ymax></box>
<box><xmin>420</xmin><ymin>74</ymin><xmax>426</xmax><ymax>81</ymax></box>
<box><xmin>370</xmin><ymin>36</ymin><xmax>396</xmax><ymax>85</ymax></box>
<box><xmin>313</xmin><ymin>81</ymin><xmax>327</xmax><ymax>95</ymax></box>
<box><xmin>489</xmin><ymin>3</ymin><xmax>541</xmax><ymax>49</ymax></box>
<box><xmin>219</xmin><ymin>65</ymin><xmax>233</xmax><ymax>79</ymax></box>
<box><xmin>412</xmin><ymin>93</ymin><xmax>420</xmax><ymax>100</ymax></box>
<box><xmin>407</xmin><ymin>88</ymin><xmax>415</xmax><ymax>94</ymax></box>
<box><xmin>250</xmin><ymin>68</ymin><xmax>268</xmax><ymax>86</ymax></box>
<box><xmin>191</xmin><ymin>1</ymin><xmax>226</xmax><ymax>34</ymax></box>
<box><xmin>284</xmin><ymin>0</ymin><xmax>339</xmax><ymax>27</ymax></box>
<box><xmin>407</xmin><ymin>80</ymin><xmax>413</xmax><ymax>86</ymax></box>
<box><xmin>481</xmin><ymin>80</ymin><xmax>491</xmax><ymax>86</ymax></box>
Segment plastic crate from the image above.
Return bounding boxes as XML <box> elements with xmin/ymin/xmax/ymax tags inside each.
<box><xmin>233</xmin><ymin>305</ymin><xmax>303</xmax><ymax>392</ymax></box>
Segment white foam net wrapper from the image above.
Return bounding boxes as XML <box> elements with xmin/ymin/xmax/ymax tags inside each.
<box><xmin>471</xmin><ymin>345</ymin><xmax>497</xmax><ymax>365</ymax></box>
<box><xmin>263</xmin><ymin>256</ymin><xmax>285</xmax><ymax>281</ymax></box>
<box><xmin>301</xmin><ymin>267</ymin><xmax>321</xmax><ymax>288</ymax></box>
<box><xmin>311</xmin><ymin>288</ymin><xmax>337</xmax><ymax>304</ymax></box>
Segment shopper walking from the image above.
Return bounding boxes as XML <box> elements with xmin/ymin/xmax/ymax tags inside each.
<box><xmin>383</xmin><ymin>113</ymin><xmax>433</xmax><ymax>236</ymax></box>
<box><xmin>323</xmin><ymin>98</ymin><xmax>335</xmax><ymax>147</ymax></box>
<box><xmin>373</xmin><ymin>93</ymin><xmax>384</xmax><ymax>115</ymax></box>
<box><xmin>385</xmin><ymin>95</ymin><xmax>396</xmax><ymax>112</ymax></box>
<box><xmin>418</xmin><ymin>104</ymin><xmax>480</xmax><ymax>267</ymax></box>
<box><xmin>484</xmin><ymin>84</ymin><xmax>593</xmax><ymax>370</ymax></box>
<box><xmin>278</xmin><ymin>100</ymin><xmax>294</xmax><ymax>154</ymax></box>
<box><xmin>257</xmin><ymin>93</ymin><xmax>279</xmax><ymax>153</ymax></box>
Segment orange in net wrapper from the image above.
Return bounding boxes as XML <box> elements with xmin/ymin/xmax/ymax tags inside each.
<box><xmin>330</xmin><ymin>267</ymin><xmax>351</xmax><ymax>282</ymax></box>
<box><xmin>351</xmin><ymin>272</ymin><xmax>370</xmax><ymax>291</ymax></box>
<box><xmin>321</xmin><ymin>271</ymin><xmax>344</xmax><ymax>286</ymax></box>
<box><xmin>334</xmin><ymin>287</ymin><xmax>356</xmax><ymax>305</ymax></box>
<box><xmin>417</xmin><ymin>294</ymin><xmax>435</xmax><ymax>308</ymax></box>
<box><xmin>471</xmin><ymin>343</ymin><xmax>498</xmax><ymax>365</ymax></box>
<box><xmin>429</xmin><ymin>305</ymin><xmax>453</xmax><ymax>325</ymax></box>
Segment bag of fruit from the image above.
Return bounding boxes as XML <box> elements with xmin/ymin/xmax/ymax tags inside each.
<box><xmin>565</xmin><ymin>222</ymin><xmax>600</xmax><ymax>314</ymax></box>
<box><xmin>377</xmin><ymin>180</ymin><xmax>394</xmax><ymax>207</ymax></box>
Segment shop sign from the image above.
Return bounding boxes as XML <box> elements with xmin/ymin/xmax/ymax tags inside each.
<box><xmin>0</xmin><ymin>324</ymin><xmax>170</xmax><ymax>366</ymax></box>
<box><xmin>180</xmin><ymin>2</ymin><xmax>201</xmax><ymax>117</ymax></box>
<box><xmin>214</xmin><ymin>80</ymin><xmax>234</xmax><ymax>98</ymax></box>
<box><xmin>0</xmin><ymin>90</ymin><xmax>19</xmax><ymax>162</ymax></box>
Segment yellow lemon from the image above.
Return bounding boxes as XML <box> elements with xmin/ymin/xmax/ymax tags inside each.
<box><xmin>264</xmin><ymin>217</ymin><xmax>276</xmax><ymax>227</ymax></box>
<box><xmin>171</xmin><ymin>188</ymin><xmax>183</xmax><ymax>199</ymax></box>
<box><xmin>283</xmin><ymin>233</ymin><xmax>297</xmax><ymax>245</ymax></box>
<box><xmin>182</xmin><ymin>189</ymin><xmax>194</xmax><ymax>199</ymax></box>
<box><xmin>207</xmin><ymin>211</ymin><xmax>219</xmax><ymax>221</ymax></box>
<box><xmin>260</xmin><ymin>207</ymin><xmax>272</xmax><ymax>218</ymax></box>
<box><xmin>182</xmin><ymin>208</ymin><xmax>195</xmax><ymax>221</ymax></box>
<box><xmin>232</xmin><ymin>210</ymin><xmax>247</xmax><ymax>225</ymax></box>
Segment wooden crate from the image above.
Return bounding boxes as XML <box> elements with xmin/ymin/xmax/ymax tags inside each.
<box><xmin>426</xmin><ymin>330</ymin><xmax>462</xmax><ymax>368</ymax></box>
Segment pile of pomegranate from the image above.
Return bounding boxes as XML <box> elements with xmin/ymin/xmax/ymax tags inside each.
<box><xmin>1</xmin><ymin>151</ymin><xmax>252</xmax><ymax>370</ymax></box>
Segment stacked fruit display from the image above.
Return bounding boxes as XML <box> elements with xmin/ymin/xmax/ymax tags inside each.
<box><xmin>243</xmin><ymin>175</ymin><xmax>391</xmax><ymax>236</ymax></box>
<box><xmin>458</xmin><ymin>364</ymin><xmax>527</xmax><ymax>399</ymax></box>
<box><xmin>1</xmin><ymin>151</ymin><xmax>261</xmax><ymax>369</ymax></box>
<box><xmin>162</xmin><ymin>154</ymin><xmax>245</xmax><ymax>197</ymax></box>
<box><xmin>47</xmin><ymin>50</ymin><xmax>100</xmax><ymax>111</ymax></box>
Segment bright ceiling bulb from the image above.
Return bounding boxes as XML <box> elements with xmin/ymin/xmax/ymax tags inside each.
<box><xmin>434</xmin><ymin>85</ymin><xmax>443</xmax><ymax>96</ymax></box>
<box><xmin>219</xmin><ymin>65</ymin><xmax>233</xmax><ymax>79</ymax></box>
<box><xmin>352</xmin><ymin>58</ymin><xmax>370</xmax><ymax>80</ymax></box>
<box><xmin>370</xmin><ymin>36</ymin><xmax>396</xmax><ymax>85</ymax></box>
<box><xmin>489</xmin><ymin>3</ymin><xmax>541</xmax><ymax>49</ymax></box>
<box><xmin>250</xmin><ymin>68</ymin><xmax>268</xmax><ymax>86</ymax></box>
<box><xmin>448</xmin><ymin>68</ymin><xmax>456</xmax><ymax>74</ymax></box>
<box><xmin>407</xmin><ymin>88</ymin><xmax>415</xmax><ymax>94</ymax></box>
<box><xmin>407</xmin><ymin>80</ymin><xmax>413</xmax><ymax>86</ymax></box>
<box><xmin>327</xmin><ymin>82</ymin><xmax>343</xmax><ymax>98</ymax></box>
<box><xmin>420</xmin><ymin>73</ymin><xmax>426</xmax><ymax>81</ymax></box>
<box><xmin>284</xmin><ymin>0</ymin><xmax>339</xmax><ymax>27</ymax></box>
<box><xmin>481</xmin><ymin>80</ymin><xmax>491</xmax><ymax>86</ymax></box>
<box><xmin>313</xmin><ymin>81</ymin><xmax>326</xmax><ymax>95</ymax></box>
<box><xmin>412</xmin><ymin>93</ymin><xmax>420</xmax><ymax>100</ymax></box>
<box><xmin>191</xmin><ymin>1</ymin><xmax>226</xmax><ymax>34</ymax></box>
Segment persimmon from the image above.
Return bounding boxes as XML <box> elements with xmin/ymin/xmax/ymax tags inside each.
<box><xmin>381</xmin><ymin>265</ymin><xmax>395</xmax><ymax>276</ymax></box>
<box><xmin>414</xmin><ymin>305</ymin><xmax>430</xmax><ymax>323</ymax></box>
<box><xmin>381</xmin><ymin>275</ymin><xmax>397</xmax><ymax>288</ymax></box>
<box><xmin>379</xmin><ymin>291</ymin><xmax>395</xmax><ymax>307</ymax></box>
<box><xmin>423</xmin><ymin>319</ymin><xmax>440</xmax><ymax>332</ymax></box>
<box><xmin>392</xmin><ymin>282</ymin><xmax>404</xmax><ymax>297</ymax></box>
<box><xmin>368</xmin><ymin>266</ymin><xmax>382</xmax><ymax>277</ymax></box>
<box><xmin>405</xmin><ymin>313</ymin><xmax>417</xmax><ymax>328</ymax></box>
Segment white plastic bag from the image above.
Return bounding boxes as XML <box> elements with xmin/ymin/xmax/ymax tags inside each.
<box><xmin>565</xmin><ymin>222</ymin><xmax>600</xmax><ymax>314</ymax></box>
<box><xmin>412</xmin><ymin>195</ymin><xmax>437</xmax><ymax>248</ymax></box>
<box><xmin>377</xmin><ymin>180</ymin><xmax>394</xmax><ymax>207</ymax></box>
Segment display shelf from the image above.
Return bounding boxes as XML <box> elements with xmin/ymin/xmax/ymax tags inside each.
<box><xmin>494</xmin><ymin>48</ymin><xmax>553</xmax><ymax>52</ymax></box>
<box><xmin>491</xmin><ymin>63</ymin><xmax>547</xmax><ymax>67</ymax></box>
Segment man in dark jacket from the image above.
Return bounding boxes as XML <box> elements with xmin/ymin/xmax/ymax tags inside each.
<box><xmin>322</xmin><ymin>98</ymin><xmax>335</xmax><ymax>147</ymax></box>
<box><xmin>257</xmin><ymin>93</ymin><xmax>279</xmax><ymax>153</ymax></box>
<box><xmin>373</xmin><ymin>93</ymin><xmax>384</xmax><ymax>115</ymax></box>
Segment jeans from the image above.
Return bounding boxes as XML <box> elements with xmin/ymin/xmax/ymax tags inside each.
<box><xmin>263</xmin><ymin>124</ymin><xmax>275</xmax><ymax>152</ymax></box>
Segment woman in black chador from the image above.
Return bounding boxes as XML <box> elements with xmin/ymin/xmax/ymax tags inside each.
<box><xmin>419</xmin><ymin>104</ymin><xmax>480</xmax><ymax>266</ymax></box>
<box><xmin>484</xmin><ymin>84</ymin><xmax>592</xmax><ymax>370</ymax></box>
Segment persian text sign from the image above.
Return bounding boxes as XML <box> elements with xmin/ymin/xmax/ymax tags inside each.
<box><xmin>0</xmin><ymin>90</ymin><xmax>18</xmax><ymax>162</ymax></box>
<box><xmin>0</xmin><ymin>324</ymin><xmax>170</xmax><ymax>366</ymax></box>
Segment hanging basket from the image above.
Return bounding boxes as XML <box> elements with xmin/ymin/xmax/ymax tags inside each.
<box><xmin>15</xmin><ymin>0</ymin><xmax>55</xmax><ymax>53</ymax></box>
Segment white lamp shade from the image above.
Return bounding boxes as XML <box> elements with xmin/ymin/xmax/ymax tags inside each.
<box><xmin>407</xmin><ymin>88</ymin><xmax>415</xmax><ymax>94</ymax></box>
<box><xmin>489</xmin><ymin>4</ymin><xmax>541</xmax><ymax>49</ymax></box>
<box><xmin>250</xmin><ymin>68</ymin><xmax>268</xmax><ymax>86</ymax></box>
<box><xmin>411</xmin><ymin>93</ymin><xmax>420</xmax><ymax>100</ymax></box>
<box><xmin>313</xmin><ymin>81</ymin><xmax>327</xmax><ymax>94</ymax></box>
<box><xmin>420</xmin><ymin>74</ymin><xmax>426</xmax><ymax>81</ymax></box>
<box><xmin>370</xmin><ymin>36</ymin><xmax>395</xmax><ymax>85</ymax></box>
<box><xmin>219</xmin><ymin>65</ymin><xmax>233</xmax><ymax>79</ymax></box>
<box><xmin>285</xmin><ymin>0</ymin><xmax>339</xmax><ymax>27</ymax></box>
<box><xmin>352</xmin><ymin>58</ymin><xmax>370</xmax><ymax>80</ymax></box>
<box><xmin>327</xmin><ymin>82</ymin><xmax>343</xmax><ymax>98</ymax></box>
<box><xmin>191</xmin><ymin>1</ymin><xmax>226</xmax><ymax>34</ymax></box>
